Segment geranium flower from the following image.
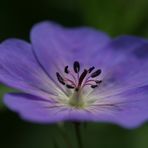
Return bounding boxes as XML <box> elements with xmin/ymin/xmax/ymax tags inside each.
<box><xmin>1</xmin><ymin>21</ymin><xmax>148</xmax><ymax>128</ymax></box>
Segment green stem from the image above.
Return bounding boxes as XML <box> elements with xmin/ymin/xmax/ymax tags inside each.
<box><xmin>57</xmin><ymin>124</ymin><xmax>73</xmax><ymax>148</ymax></box>
<box><xmin>74</xmin><ymin>122</ymin><xmax>83</xmax><ymax>148</ymax></box>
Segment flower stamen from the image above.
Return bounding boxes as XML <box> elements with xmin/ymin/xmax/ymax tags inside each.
<box><xmin>73</xmin><ymin>61</ymin><xmax>80</xmax><ymax>73</ymax></box>
<box><xmin>90</xmin><ymin>69</ymin><xmax>102</xmax><ymax>78</ymax></box>
<box><xmin>56</xmin><ymin>61</ymin><xmax>102</xmax><ymax>91</ymax></box>
<box><xmin>64</xmin><ymin>65</ymin><xmax>69</xmax><ymax>74</ymax></box>
<box><xmin>56</xmin><ymin>72</ymin><xmax>65</xmax><ymax>85</ymax></box>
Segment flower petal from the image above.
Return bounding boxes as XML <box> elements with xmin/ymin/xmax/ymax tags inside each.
<box><xmin>30</xmin><ymin>21</ymin><xmax>111</xmax><ymax>75</ymax></box>
<box><xmin>92</xmin><ymin>35</ymin><xmax>148</xmax><ymax>68</ymax></box>
<box><xmin>4</xmin><ymin>93</ymin><xmax>58</xmax><ymax>123</ymax></box>
<box><xmin>3</xmin><ymin>93</ymin><xmax>95</xmax><ymax>123</ymax></box>
<box><xmin>4</xmin><ymin>87</ymin><xmax>148</xmax><ymax>128</ymax></box>
<box><xmin>93</xmin><ymin>36</ymin><xmax>148</xmax><ymax>97</ymax></box>
<box><xmin>94</xmin><ymin>85</ymin><xmax>148</xmax><ymax>128</ymax></box>
<box><xmin>0</xmin><ymin>39</ymin><xmax>60</xmax><ymax>100</ymax></box>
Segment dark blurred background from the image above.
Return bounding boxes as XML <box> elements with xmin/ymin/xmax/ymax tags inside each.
<box><xmin>0</xmin><ymin>0</ymin><xmax>148</xmax><ymax>148</ymax></box>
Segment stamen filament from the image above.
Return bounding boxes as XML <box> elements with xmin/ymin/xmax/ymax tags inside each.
<box><xmin>64</xmin><ymin>78</ymin><xmax>77</xmax><ymax>87</ymax></box>
<box><xmin>69</xmin><ymin>71</ymin><xmax>78</xmax><ymax>85</ymax></box>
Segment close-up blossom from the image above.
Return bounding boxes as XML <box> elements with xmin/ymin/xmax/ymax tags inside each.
<box><xmin>1</xmin><ymin>21</ymin><xmax>148</xmax><ymax>128</ymax></box>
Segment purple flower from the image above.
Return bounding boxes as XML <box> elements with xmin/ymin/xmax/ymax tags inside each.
<box><xmin>1</xmin><ymin>21</ymin><xmax>148</xmax><ymax>128</ymax></box>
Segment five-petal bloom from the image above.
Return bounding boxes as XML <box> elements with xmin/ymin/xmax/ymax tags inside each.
<box><xmin>1</xmin><ymin>21</ymin><xmax>148</xmax><ymax>128</ymax></box>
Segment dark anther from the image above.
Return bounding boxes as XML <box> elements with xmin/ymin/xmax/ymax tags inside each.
<box><xmin>88</xmin><ymin>66</ymin><xmax>95</xmax><ymax>73</ymax></box>
<box><xmin>73</xmin><ymin>61</ymin><xmax>80</xmax><ymax>73</ymax></box>
<box><xmin>56</xmin><ymin>72</ymin><xmax>65</xmax><ymax>85</ymax></box>
<box><xmin>64</xmin><ymin>66</ymin><xmax>69</xmax><ymax>74</ymax></box>
<box><xmin>95</xmin><ymin>80</ymin><xmax>102</xmax><ymax>84</ymax></box>
<box><xmin>57</xmin><ymin>61</ymin><xmax>102</xmax><ymax>90</ymax></box>
<box><xmin>78</xmin><ymin>69</ymin><xmax>88</xmax><ymax>87</ymax></box>
<box><xmin>91</xmin><ymin>69</ymin><xmax>101</xmax><ymax>78</ymax></box>
<box><xmin>66</xmin><ymin>84</ymin><xmax>75</xmax><ymax>89</ymax></box>
<box><xmin>91</xmin><ymin>85</ymin><xmax>98</xmax><ymax>88</ymax></box>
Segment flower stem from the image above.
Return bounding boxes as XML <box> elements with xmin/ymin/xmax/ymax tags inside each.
<box><xmin>74</xmin><ymin>122</ymin><xmax>83</xmax><ymax>148</ymax></box>
<box><xmin>57</xmin><ymin>124</ymin><xmax>73</xmax><ymax>148</ymax></box>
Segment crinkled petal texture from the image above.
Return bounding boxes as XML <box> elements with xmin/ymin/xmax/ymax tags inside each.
<box><xmin>2</xmin><ymin>21</ymin><xmax>148</xmax><ymax>128</ymax></box>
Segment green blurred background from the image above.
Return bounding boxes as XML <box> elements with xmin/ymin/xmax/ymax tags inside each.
<box><xmin>0</xmin><ymin>0</ymin><xmax>148</xmax><ymax>147</ymax></box>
